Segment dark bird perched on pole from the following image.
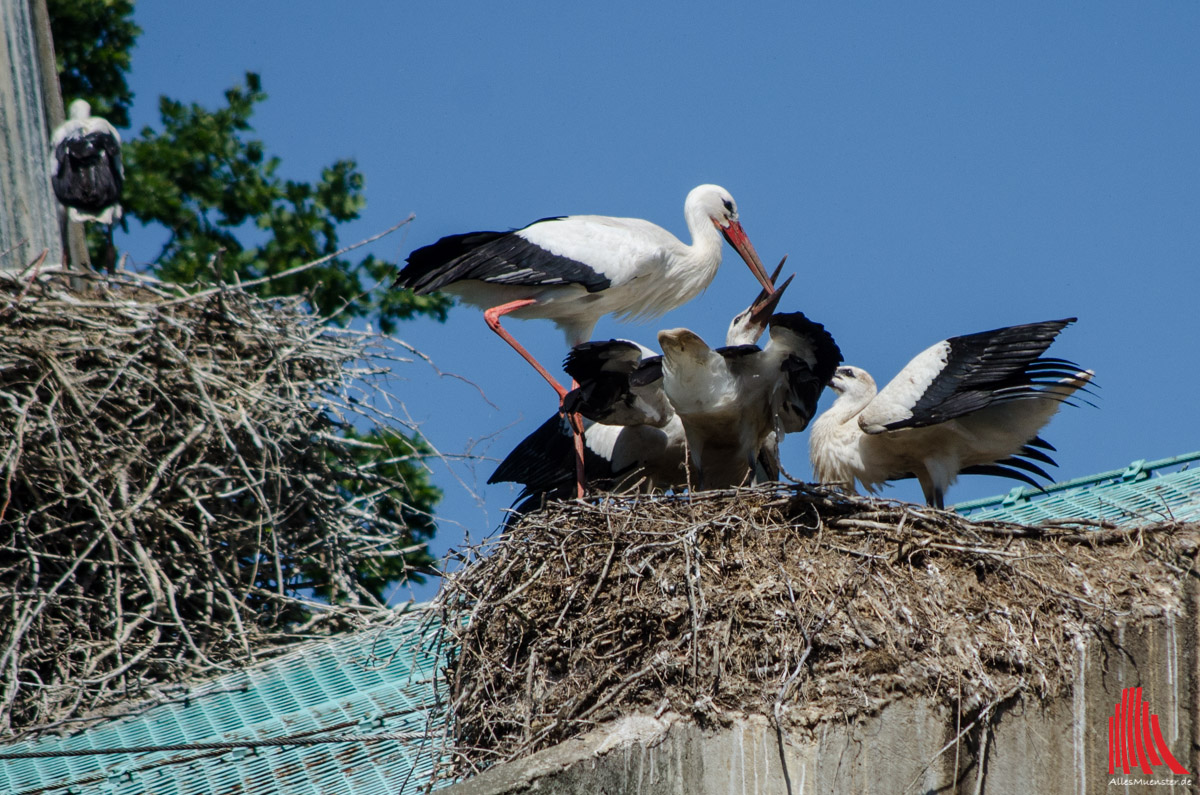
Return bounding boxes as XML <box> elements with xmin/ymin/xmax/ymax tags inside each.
<box><xmin>49</xmin><ymin>99</ymin><xmax>123</xmax><ymax>269</ymax></box>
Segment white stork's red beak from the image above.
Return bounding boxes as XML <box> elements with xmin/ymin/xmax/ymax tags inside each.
<box><xmin>718</xmin><ymin>219</ymin><xmax>776</xmax><ymax>294</ymax></box>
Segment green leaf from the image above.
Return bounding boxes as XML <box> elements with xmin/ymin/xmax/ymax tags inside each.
<box><xmin>46</xmin><ymin>9</ymin><xmax>456</xmax><ymax>606</ymax></box>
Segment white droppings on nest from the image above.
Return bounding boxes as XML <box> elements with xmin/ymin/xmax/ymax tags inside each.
<box><xmin>591</xmin><ymin>713</ymin><xmax>676</xmax><ymax>757</ymax></box>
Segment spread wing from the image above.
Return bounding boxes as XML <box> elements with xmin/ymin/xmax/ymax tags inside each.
<box><xmin>859</xmin><ymin>318</ymin><xmax>1080</xmax><ymax>434</ymax></box>
<box><xmin>489</xmin><ymin>414</ymin><xmax>622</xmax><ymax>500</ymax></box>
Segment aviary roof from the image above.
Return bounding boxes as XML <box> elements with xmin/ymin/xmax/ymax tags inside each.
<box><xmin>954</xmin><ymin>451</ymin><xmax>1200</xmax><ymax>525</ymax></box>
<box><xmin>0</xmin><ymin>606</ymin><xmax>451</xmax><ymax>795</ymax></box>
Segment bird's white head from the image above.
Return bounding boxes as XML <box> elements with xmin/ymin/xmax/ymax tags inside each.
<box><xmin>657</xmin><ymin>328</ymin><xmax>714</xmax><ymax>367</ymax></box>
<box><xmin>829</xmin><ymin>366</ymin><xmax>877</xmax><ymax>400</ymax></box>
<box><xmin>67</xmin><ymin>99</ymin><xmax>92</xmax><ymax>121</ymax></box>
<box><xmin>725</xmin><ymin>266</ymin><xmax>793</xmax><ymax>346</ymax></box>
<box><xmin>685</xmin><ymin>184</ymin><xmax>775</xmax><ymax>294</ymax></box>
<box><xmin>686</xmin><ymin>184</ymin><xmax>739</xmax><ymax>229</ymax></box>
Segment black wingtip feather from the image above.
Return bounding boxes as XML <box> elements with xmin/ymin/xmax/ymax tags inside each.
<box><xmin>993</xmin><ymin>455</ymin><xmax>1054</xmax><ymax>483</ymax></box>
<box><xmin>885</xmin><ymin>319</ymin><xmax>1088</xmax><ymax>431</ymax></box>
<box><xmin>489</xmin><ymin>413</ymin><xmax>575</xmax><ymax>489</ymax></box>
<box><xmin>769</xmin><ymin>311</ymin><xmax>844</xmax><ymax>385</ymax></box>
<box><xmin>959</xmin><ymin>464</ymin><xmax>1047</xmax><ymax>491</ymax></box>
<box><xmin>398</xmin><ymin>230</ymin><xmax>512</xmax><ymax>292</ymax></box>
<box><xmin>1017</xmin><ymin>444</ymin><xmax>1058</xmax><ymax>468</ymax></box>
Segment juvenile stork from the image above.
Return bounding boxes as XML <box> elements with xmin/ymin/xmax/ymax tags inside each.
<box><xmin>394</xmin><ymin>184</ymin><xmax>775</xmax><ymax>400</ymax></box>
<box><xmin>808</xmin><ymin>318</ymin><xmax>1094</xmax><ymax>508</ymax></box>
<box><xmin>490</xmin><ymin>275</ymin><xmax>793</xmax><ymax>505</ymax></box>
<box><xmin>50</xmin><ymin>99</ymin><xmax>123</xmax><ymax>268</ymax></box>
<box><xmin>657</xmin><ymin>311</ymin><xmax>842</xmax><ymax>489</ymax></box>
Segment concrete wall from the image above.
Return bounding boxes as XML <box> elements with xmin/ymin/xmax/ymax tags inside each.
<box><xmin>445</xmin><ymin>609</ymin><xmax>1197</xmax><ymax>794</ymax></box>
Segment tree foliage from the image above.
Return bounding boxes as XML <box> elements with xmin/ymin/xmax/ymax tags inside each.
<box><xmin>326</xmin><ymin>428</ymin><xmax>444</xmax><ymax>595</ymax></box>
<box><xmin>119</xmin><ymin>72</ymin><xmax>450</xmax><ymax>331</ymax></box>
<box><xmin>45</xmin><ymin>0</ymin><xmax>447</xmax><ymax>601</ymax></box>
<box><xmin>47</xmin><ymin>2</ymin><xmax>449</xmax><ymax>333</ymax></box>
<box><xmin>47</xmin><ymin>0</ymin><xmax>139</xmax><ymax>128</ymax></box>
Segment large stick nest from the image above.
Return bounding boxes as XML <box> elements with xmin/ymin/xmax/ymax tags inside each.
<box><xmin>0</xmin><ymin>268</ymin><xmax>432</xmax><ymax>736</ymax></box>
<box><xmin>438</xmin><ymin>486</ymin><xmax>1197</xmax><ymax>777</ymax></box>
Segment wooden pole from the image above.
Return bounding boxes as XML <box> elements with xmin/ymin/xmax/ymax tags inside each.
<box><xmin>0</xmin><ymin>0</ymin><xmax>83</xmax><ymax>273</ymax></box>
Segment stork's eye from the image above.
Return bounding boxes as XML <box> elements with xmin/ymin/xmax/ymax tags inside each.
<box><xmin>837</xmin><ymin>367</ymin><xmax>855</xmax><ymax>378</ymax></box>
<box><xmin>722</xmin><ymin>199</ymin><xmax>734</xmax><ymax>214</ymax></box>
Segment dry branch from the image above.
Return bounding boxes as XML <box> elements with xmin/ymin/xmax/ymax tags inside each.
<box><xmin>435</xmin><ymin>485</ymin><xmax>1197</xmax><ymax>781</ymax></box>
<box><xmin>0</xmin><ymin>266</ymin><xmax>433</xmax><ymax>736</ymax></box>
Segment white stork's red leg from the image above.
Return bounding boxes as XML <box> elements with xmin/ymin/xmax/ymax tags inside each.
<box><xmin>484</xmin><ymin>299</ymin><xmax>587</xmax><ymax>498</ymax></box>
<box><xmin>484</xmin><ymin>299</ymin><xmax>569</xmax><ymax>398</ymax></box>
<box><xmin>567</xmin><ymin>380</ymin><xmax>586</xmax><ymax>499</ymax></box>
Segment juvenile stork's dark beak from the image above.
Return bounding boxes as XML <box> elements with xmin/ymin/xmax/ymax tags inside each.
<box><xmin>745</xmin><ymin>256</ymin><xmax>794</xmax><ymax>330</ymax></box>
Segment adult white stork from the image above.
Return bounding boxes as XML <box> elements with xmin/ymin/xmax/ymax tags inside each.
<box><xmin>808</xmin><ymin>318</ymin><xmax>1094</xmax><ymax>509</ymax></box>
<box><xmin>394</xmin><ymin>184</ymin><xmax>776</xmax><ymax>400</ymax></box>
<box><xmin>657</xmin><ymin>310</ymin><xmax>842</xmax><ymax>489</ymax></box>
<box><xmin>490</xmin><ymin>275</ymin><xmax>793</xmax><ymax>506</ymax></box>
<box><xmin>50</xmin><ymin>99</ymin><xmax>124</xmax><ymax>268</ymax></box>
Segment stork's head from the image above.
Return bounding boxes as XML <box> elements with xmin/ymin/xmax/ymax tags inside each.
<box><xmin>726</xmin><ymin>261</ymin><xmax>792</xmax><ymax>346</ymax></box>
<box><xmin>686</xmin><ymin>184</ymin><xmax>775</xmax><ymax>294</ymax></box>
<box><xmin>67</xmin><ymin>99</ymin><xmax>92</xmax><ymax>121</ymax></box>
<box><xmin>828</xmin><ymin>366</ymin><xmax>877</xmax><ymax>400</ymax></box>
<box><xmin>657</xmin><ymin>328</ymin><xmax>714</xmax><ymax>367</ymax></box>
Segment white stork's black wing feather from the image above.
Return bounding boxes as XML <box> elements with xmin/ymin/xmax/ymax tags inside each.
<box><xmin>714</xmin><ymin>344</ymin><xmax>762</xmax><ymax>360</ymax></box>
<box><xmin>778</xmin><ymin>356</ymin><xmax>828</xmax><ymax>433</ymax></box>
<box><xmin>52</xmin><ymin>132</ymin><xmax>123</xmax><ymax>214</ymax></box>
<box><xmin>563</xmin><ymin>340</ymin><xmax>645</xmax><ymax>382</ymax></box>
<box><xmin>490</xmin><ymin>415</ymin><xmax>579</xmax><ymax>531</ymax></box>
<box><xmin>396</xmin><ymin>219</ymin><xmax>611</xmax><ymax>294</ymax></box>
<box><xmin>488</xmin><ymin>413</ymin><xmax>577</xmax><ymax>496</ymax></box>
<box><xmin>489</xmin><ymin>414</ymin><xmax>619</xmax><ymax>500</ymax></box>
<box><xmin>956</xmin><ymin>463</ymin><xmax>1045</xmax><ymax>490</ymax></box>
<box><xmin>892</xmin><ymin>441</ymin><xmax>1059</xmax><ymax>493</ymax></box>
<box><xmin>878</xmin><ymin>318</ymin><xmax>1079</xmax><ymax>432</ymax></box>
<box><xmin>562</xmin><ymin>341</ymin><xmax>669</xmax><ymax>426</ymax></box>
<box><xmin>769</xmin><ymin>312</ymin><xmax>844</xmax><ymax>433</ymax></box>
<box><xmin>1016</xmin><ymin>438</ymin><xmax>1058</xmax><ymax>467</ymax></box>
<box><xmin>957</xmin><ymin>439</ymin><xmax>1061</xmax><ymax>490</ymax></box>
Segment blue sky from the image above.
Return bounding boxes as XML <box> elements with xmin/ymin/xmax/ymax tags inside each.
<box><xmin>119</xmin><ymin>3</ymin><xmax>1200</xmax><ymax>602</ymax></box>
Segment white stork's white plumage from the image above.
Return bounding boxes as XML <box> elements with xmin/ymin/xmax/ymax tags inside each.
<box><xmin>808</xmin><ymin>318</ymin><xmax>1094</xmax><ymax>509</ymax></box>
<box><xmin>490</xmin><ymin>276</ymin><xmax>793</xmax><ymax>503</ymax></box>
<box><xmin>395</xmin><ymin>184</ymin><xmax>775</xmax><ymax>398</ymax></box>
<box><xmin>50</xmin><ymin>100</ymin><xmax>123</xmax><ymax>225</ymax></box>
<box><xmin>657</xmin><ymin>311</ymin><xmax>842</xmax><ymax>489</ymax></box>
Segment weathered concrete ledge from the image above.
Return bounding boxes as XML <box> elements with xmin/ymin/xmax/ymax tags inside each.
<box><xmin>445</xmin><ymin>607</ymin><xmax>1198</xmax><ymax>794</ymax></box>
